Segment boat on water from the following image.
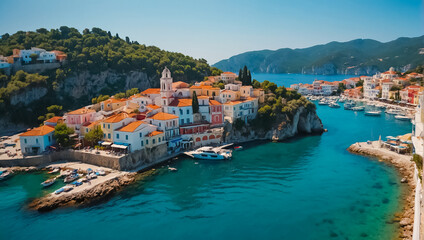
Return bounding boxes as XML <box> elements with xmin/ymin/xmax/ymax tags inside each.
<box><xmin>344</xmin><ymin>103</ymin><xmax>354</xmax><ymax>110</ymax></box>
<box><xmin>394</xmin><ymin>115</ymin><xmax>411</xmax><ymax>121</ymax></box>
<box><xmin>64</xmin><ymin>174</ymin><xmax>79</xmax><ymax>183</ymax></box>
<box><xmin>352</xmin><ymin>106</ymin><xmax>365</xmax><ymax>111</ymax></box>
<box><xmin>168</xmin><ymin>167</ymin><xmax>178</xmax><ymax>171</ymax></box>
<box><xmin>96</xmin><ymin>169</ymin><xmax>106</xmax><ymax>176</ymax></box>
<box><xmin>329</xmin><ymin>102</ymin><xmax>340</xmax><ymax>108</ymax></box>
<box><xmin>385</xmin><ymin>108</ymin><xmax>403</xmax><ymax>115</ymax></box>
<box><xmin>41</xmin><ymin>178</ymin><xmax>56</xmax><ymax>187</ymax></box>
<box><xmin>0</xmin><ymin>171</ymin><xmax>13</xmax><ymax>181</ymax></box>
<box><xmin>318</xmin><ymin>100</ymin><xmax>328</xmax><ymax>105</ymax></box>
<box><xmin>63</xmin><ymin>185</ymin><xmax>73</xmax><ymax>192</ymax></box>
<box><xmin>185</xmin><ymin>146</ymin><xmax>232</xmax><ymax>160</ymax></box>
<box><xmin>365</xmin><ymin>111</ymin><xmax>381</xmax><ymax>116</ymax></box>
<box><xmin>48</xmin><ymin>168</ymin><xmax>60</xmax><ymax>174</ymax></box>
<box><xmin>234</xmin><ymin>146</ymin><xmax>243</xmax><ymax>151</ymax></box>
<box><xmin>54</xmin><ymin>187</ymin><xmax>65</xmax><ymax>195</ymax></box>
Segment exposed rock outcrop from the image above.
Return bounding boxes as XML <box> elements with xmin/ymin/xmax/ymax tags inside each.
<box><xmin>224</xmin><ymin>106</ymin><xmax>323</xmax><ymax>143</ymax></box>
<box><xmin>29</xmin><ymin>172</ymin><xmax>138</xmax><ymax>212</ymax></box>
<box><xmin>10</xmin><ymin>86</ymin><xmax>48</xmax><ymax>106</ymax></box>
<box><xmin>58</xmin><ymin>70</ymin><xmax>155</xmax><ymax>100</ymax></box>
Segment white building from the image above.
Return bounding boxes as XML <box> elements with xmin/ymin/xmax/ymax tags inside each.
<box><xmin>19</xmin><ymin>125</ymin><xmax>55</xmax><ymax>155</ymax></box>
<box><xmin>382</xmin><ymin>80</ymin><xmax>394</xmax><ymax>99</ymax></box>
<box><xmin>223</xmin><ymin>98</ymin><xmax>258</xmax><ymax>123</ymax></box>
<box><xmin>166</xmin><ymin>98</ymin><xmax>193</xmax><ymax>126</ymax></box>
<box><xmin>146</xmin><ymin>112</ymin><xmax>180</xmax><ymax>140</ymax></box>
<box><xmin>113</xmin><ymin>121</ymin><xmax>159</xmax><ymax>153</ymax></box>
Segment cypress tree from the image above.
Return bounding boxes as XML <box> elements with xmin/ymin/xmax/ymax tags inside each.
<box><xmin>238</xmin><ymin>68</ymin><xmax>243</xmax><ymax>83</ymax></box>
<box><xmin>242</xmin><ymin>66</ymin><xmax>248</xmax><ymax>85</ymax></box>
<box><xmin>192</xmin><ymin>91</ymin><xmax>199</xmax><ymax>113</ymax></box>
<box><xmin>247</xmin><ymin>70</ymin><xmax>252</xmax><ymax>85</ymax></box>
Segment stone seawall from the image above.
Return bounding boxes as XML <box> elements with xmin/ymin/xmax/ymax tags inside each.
<box><xmin>0</xmin><ymin>144</ymin><xmax>169</xmax><ymax>170</ymax></box>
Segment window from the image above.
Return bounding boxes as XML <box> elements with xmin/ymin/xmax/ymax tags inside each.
<box><xmin>186</xmin><ymin>118</ymin><xmax>189</xmax><ymax>123</ymax></box>
<box><xmin>159</xmin><ymin>123</ymin><xmax>161</xmax><ymax>127</ymax></box>
<box><xmin>181</xmin><ymin>119</ymin><xmax>184</xmax><ymax>125</ymax></box>
<box><xmin>163</xmin><ymin>136</ymin><xmax>165</xmax><ymax>141</ymax></box>
<box><xmin>36</xmin><ymin>138</ymin><xmax>38</xmax><ymax>144</ymax></box>
<box><xmin>24</xmin><ymin>139</ymin><xmax>27</xmax><ymax>144</ymax></box>
<box><xmin>139</xmin><ymin>133</ymin><xmax>142</xmax><ymax>138</ymax></box>
<box><xmin>108</xmin><ymin>124</ymin><xmax>110</xmax><ymax>129</ymax></box>
<box><xmin>116</xmin><ymin>134</ymin><xmax>119</xmax><ymax>139</ymax></box>
<box><xmin>104</xmin><ymin>133</ymin><xmax>106</xmax><ymax>138</ymax></box>
<box><xmin>186</xmin><ymin>109</ymin><xmax>189</xmax><ymax>114</ymax></box>
<box><xmin>103</xmin><ymin>124</ymin><xmax>105</xmax><ymax>128</ymax></box>
<box><xmin>86</xmin><ymin>129</ymin><xmax>89</xmax><ymax>133</ymax></box>
<box><xmin>146</xmin><ymin>139</ymin><xmax>149</xmax><ymax>145</ymax></box>
<box><xmin>108</xmin><ymin>133</ymin><xmax>111</xmax><ymax>139</ymax></box>
<box><xmin>158</xmin><ymin>138</ymin><xmax>161</xmax><ymax>143</ymax></box>
<box><xmin>179</xmin><ymin>109</ymin><xmax>183</xmax><ymax>115</ymax></box>
<box><xmin>126</xmin><ymin>135</ymin><xmax>128</xmax><ymax>140</ymax></box>
<box><xmin>48</xmin><ymin>136</ymin><xmax>51</xmax><ymax>142</ymax></box>
<box><xmin>153</xmin><ymin>139</ymin><xmax>156</xmax><ymax>144</ymax></box>
<box><xmin>141</xmin><ymin>141</ymin><xmax>143</xmax><ymax>146</ymax></box>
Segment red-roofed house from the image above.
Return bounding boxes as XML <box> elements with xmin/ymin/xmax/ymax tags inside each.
<box><xmin>44</xmin><ymin>116</ymin><xmax>63</xmax><ymax>127</ymax></box>
<box><xmin>113</xmin><ymin>121</ymin><xmax>159</xmax><ymax>152</ymax></box>
<box><xmin>65</xmin><ymin>108</ymin><xmax>96</xmax><ymax>132</ymax></box>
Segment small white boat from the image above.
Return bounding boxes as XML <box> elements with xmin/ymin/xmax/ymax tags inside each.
<box><xmin>54</xmin><ymin>187</ymin><xmax>65</xmax><ymax>195</ymax></box>
<box><xmin>168</xmin><ymin>167</ymin><xmax>178</xmax><ymax>172</ymax></box>
<box><xmin>318</xmin><ymin>100</ymin><xmax>328</xmax><ymax>105</ymax></box>
<box><xmin>352</xmin><ymin>106</ymin><xmax>365</xmax><ymax>111</ymax></box>
<box><xmin>394</xmin><ymin>115</ymin><xmax>411</xmax><ymax>121</ymax></box>
<box><xmin>96</xmin><ymin>169</ymin><xmax>106</xmax><ymax>176</ymax></box>
<box><xmin>64</xmin><ymin>174</ymin><xmax>78</xmax><ymax>183</ymax></box>
<box><xmin>0</xmin><ymin>171</ymin><xmax>12</xmax><ymax>181</ymax></box>
<box><xmin>185</xmin><ymin>146</ymin><xmax>232</xmax><ymax>160</ymax></box>
<box><xmin>48</xmin><ymin>168</ymin><xmax>60</xmax><ymax>174</ymax></box>
<box><xmin>365</xmin><ymin>111</ymin><xmax>381</xmax><ymax>116</ymax></box>
<box><xmin>329</xmin><ymin>102</ymin><xmax>340</xmax><ymax>108</ymax></box>
<box><xmin>385</xmin><ymin>109</ymin><xmax>403</xmax><ymax>115</ymax></box>
<box><xmin>88</xmin><ymin>172</ymin><xmax>97</xmax><ymax>179</ymax></box>
<box><xmin>41</xmin><ymin>178</ymin><xmax>56</xmax><ymax>187</ymax></box>
<box><xmin>63</xmin><ymin>186</ymin><xmax>73</xmax><ymax>192</ymax></box>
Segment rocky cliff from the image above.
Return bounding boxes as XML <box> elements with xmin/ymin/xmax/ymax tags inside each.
<box><xmin>224</xmin><ymin>106</ymin><xmax>323</xmax><ymax>143</ymax></box>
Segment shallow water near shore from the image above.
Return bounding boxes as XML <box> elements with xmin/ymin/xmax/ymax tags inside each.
<box><xmin>0</xmin><ymin>104</ymin><xmax>412</xmax><ymax>240</ymax></box>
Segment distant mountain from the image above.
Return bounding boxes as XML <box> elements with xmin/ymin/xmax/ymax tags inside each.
<box><xmin>213</xmin><ymin>36</ymin><xmax>424</xmax><ymax>75</ymax></box>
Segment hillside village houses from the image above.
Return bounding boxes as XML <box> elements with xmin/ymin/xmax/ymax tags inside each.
<box><xmin>18</xmin><ymin>67</ymin><xmax>263</xmax><ymax>155</ymax></box>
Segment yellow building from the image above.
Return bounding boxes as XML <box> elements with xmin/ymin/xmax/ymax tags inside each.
<box><xmin>100</xmin><ymin>98</ymin><xmax>126</xmax><ymax>112</ymax></box>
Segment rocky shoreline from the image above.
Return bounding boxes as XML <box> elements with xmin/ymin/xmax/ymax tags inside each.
<box><xmin>348</xmin><ymin>143</ymin><xmax>415</xmax><ymax>240</ymax></box>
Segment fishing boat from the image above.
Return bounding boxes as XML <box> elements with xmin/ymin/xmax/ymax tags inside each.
<box><xmin>48</xmin><ymin>168</ymin><xmax>60</xmax><ymax>174</ymax></box>
<box><xmin>365</xmin><ymin>111</ymin><xmax>381</xmax><ymax>116</ymax></box>
<box><xmin>63</xmin><ymin>185</ymin><xmax>73</xmax><ymax>192</ymax></box>
<box><xmin>234</xmin><ymin>146</ymin><xmax>243</xmax><ymax>151</ymax></box>
<box><xmin>318</xmin><ymin>100</ymin><xmax>328</xmax><ymax>105</ymax></box>
<box><xmin>64</xmin><ymin>174</ymin><xmax>78</xmax><ymax>183</ymax></box>
<box><xmin>54</xmin><ymin>187</ymin><xmax>65</xmax><ymax>195</ymax></box>
<box><xmin>71</xmin><ymin>180</ymin><xmax>83</xmax><ymax>186</ymax></box>
<box><xmin>168</xmin><ymin>167</ymin><xmax>178</xmax><ymax>171</ymax></box>
<box><xmin>329</xmin><ymin>102</ymin><xmax>340</xmax><ymax>108</ymax></box>
<box><xmin>0</xmin><ymin>171</ymin><xmax>12</xmax><ymax>181</ymax></box>
<box><xmin>352</xmin><ymin>106</ymin><xmax>365</xmax><ymax>111</ymax></box>
<box><xmin>394</xmin><ymin>115</ymin><xmax>411</xmax><ymax>121</ymax></box>
<box><xmin>96</xmin><ymin>169</ymin><xmax>106</xmax><ymax>176</ymax></box>
<box><xmin>41</xmin><ymin>178</ymin><xmax>56</xmax><ymax>187</ymax></box>
<box><xmin>185</xmin><ymin>146</ymin><xmax>232</xmax><ymax>160</ymax></box>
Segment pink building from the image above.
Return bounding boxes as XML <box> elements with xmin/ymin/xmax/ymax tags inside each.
<box><xmin>210</xmin><ymin>99</ymin><xmax>223</xmax><ymax>126</ymax></box>
<box><xmin>65</xmin><ymin>108</ymin><xmax>96</xmax><ymax>132</ymax></box>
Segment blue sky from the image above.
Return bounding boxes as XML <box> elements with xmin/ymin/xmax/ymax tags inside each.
<box><xmin>0</xmin><ymin>0</ymin><xmax>422</xmax><ymax>64</ymax></box>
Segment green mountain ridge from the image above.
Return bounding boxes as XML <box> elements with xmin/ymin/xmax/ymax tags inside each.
<box><xmin>213</xmin><ymin>36</ymin><xmax>424</xmax><ymax>75</ymax></box>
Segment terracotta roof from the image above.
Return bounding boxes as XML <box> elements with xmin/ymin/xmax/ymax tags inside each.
<box><xmin>150</xmin><ymin>112</ymin><xmax>178</xmax><ymax>120</ymax></box>
<box><xmin>85</xmin><ymin>120</ymin><xmax>101</xmax><ymax>128</ymax></box>
<box><xmin>221</xmin><ymin>90</ymin><xmax>237</xmax><ymax>94</ymax></box>
<box><xmin>223</xmin><ymin>100</ymin><xmax>243</xmax><ymax>106</ymax></box>
<box><xmin>67</xmin><ymin>108</ymin><xmax>95</xmax><ymax>115</ymax></box>
<box><xmin>198</xmin><ymin>96</ymin><xmax>210</xmax><ymax>99</ymax></box>
<box><xmin>146</xmin><ymin>130</ymin><xmax>164</xmax><ymax>137</ymax></box>
<box><xmin>209</xmin><ymin>100</ymin><xmax>221</xmax><ymax>105</ymax></box>
<box><xmin>147</xmin><ymin>104</ymin><xmax>161</xmax><ymax>110</ymax></box>
<box><xmin>45</xmin><ymin>116</ymin><xmax>62</xmax><ymax>123</ymax></box>
<box><xmin>103</xmin><ymin>112</ymin><xmax>133</xmax><ymax>123</ymax></box>
<box><xmin>169</xmin><ymin>98</ymin><xmax>192</xmax><ymax>107</ymax></box>
<box><xmin>102</xmin><ymin>98</ymin><xmax>125</xmax><ymax>104</ymax></box>
<box><xmin>172</xmin><ymin>81</ymin><xmax>189</xmax><ymax>89</ymax></box>
<box><xmin>141</xmin><ymin>88</ymin><xmax>160</xmax><ymax>95</ymax></box>
<box><xmin>222</xmin><ymin>72</ymin><xmax>236</xmax><ymax>75</ymax></box>
<box><xmin>116</xmin><ymin>121</ymin><xmax>147</xmax><ymax>132</ymax></box>
<box><xmin>20</xmin><ymin>125</ymin><xmax>54</xmax><ymax>137</ymax></box>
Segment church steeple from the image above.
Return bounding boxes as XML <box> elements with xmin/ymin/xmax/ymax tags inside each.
<box><xmin>160</xmin><ymin>67</ymin><xmax>174</xmax><ymax>106</ymax></box>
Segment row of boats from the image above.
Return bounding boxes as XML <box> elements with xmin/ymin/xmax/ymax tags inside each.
<box><xmin>41</xmin><ymin>167</ymin><xmax>106</xmax><ymax>192</ymax></box>
<box><xmin>310</xmin><ymin>96</ymin><xmax>413</xmax><ymax>121</ymax></box>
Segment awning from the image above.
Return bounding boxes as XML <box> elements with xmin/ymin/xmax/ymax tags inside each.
<box><xmin>102</xmin><ymin>142</ymin><xmax>113</xmax><ymax>146</ymax></box>
<box><xmin>170</xmin><ymin>137</ymin><xmax>182</xmax><ymax>143</ymax></box>
<box><xmin>111</xmin><ymin>144</ymin><xmax>128</xmax><ymax>149</ymax></box>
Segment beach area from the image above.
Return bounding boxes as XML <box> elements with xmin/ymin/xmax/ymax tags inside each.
<box><xmin>348</xmin><ymin>141</ymin><xmax>417</xmax><ymax>239</ymax></box>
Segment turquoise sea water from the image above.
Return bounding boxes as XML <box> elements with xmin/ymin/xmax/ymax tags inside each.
<box><xmin>252</xmin><ymin>73</ymin><xmax>357</xmax><ymax>87</ymax></box>
<box><xmin>0</xmin><ymin>104</ymin><xmax>412</xmax><ymax>240</ymax></box>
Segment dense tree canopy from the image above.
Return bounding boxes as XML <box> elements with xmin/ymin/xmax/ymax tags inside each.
<box><xmin>0</xmin><ymin>27</ymin><xmax>215</xmax><ymax>81</ymax></box>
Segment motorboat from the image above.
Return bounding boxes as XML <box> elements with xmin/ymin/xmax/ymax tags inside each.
<box><xmin>318</xmin><ymin>100</ymin><xmax>328</xmax><ymax>105</ymax></box>
<box><xmin>168</xmin><ymin>167</ymin><xmax>178</xmax><ymax>171</ymax></box>
<box><xmin>185</xmin><ymin>146</ymin><xmax>232</xmax><ymax>160</ymax></box>
<box><xmin>64</xmin><ymin>174</ymin><xmax>79</xmax><ymax>183</ymax></box>
<box><xmin>48</xmin><ymin>168</ymin><xmax>60</xmax><ymax>174</ymax></box>
<box><xmin>63</xmin><ymin>185</ymin><xmax>73</xmax><ymax>192</ymax></box>
<box><xmin>41</xmin><ymin>178</ymin><xmax>56</xmax><ymax>187</ymax></box>
<box><xmin>96</xmin><ymin>169</ymin><xmax>106</xmax><ymax>176</ymax></box>
<box><xmin>365</xmin><ymin>111</ymin><xmax>381</xmax><ymax>116</ymax></box>
<box><xmin>0</xmin><ymin>171</ymin><xmax>12</xmax><ymax>181</ymax></box>
<box><xmin>385</xmin><ymin>108</ymin><xmax>403</xmax><ymax>115</ymax></box>
<box><xmin>344</xmin><ymin>103</ymin><xmax>354</xmax><ymax>110</ymax></box>
<box><xmin>329</xmin><ymin>102</ymin><xmax>340</xmax><ymax>108</ymax></box>
<box><xmin>54</xmin><ymin>187</ymin><xmax>65</xmax><ymax>195</ymax></box>
<box><xmin>71</xmin><ymin>181</ymin><xmax>83</xmax><ymax>186</ymax></box>
<box><xmin>394</xmin><ymin>115</ymin><xmax>411</xmax><ymax>121</ymax></box>
<box><xmin>352</xmin><ymin>106</ymin><xmax>365</xmax><ymax>111</ymax></box>
<box><xmin>234</xmin><ymin>146</ymin><xmax>243</xmax><ymax>151</ymax></box>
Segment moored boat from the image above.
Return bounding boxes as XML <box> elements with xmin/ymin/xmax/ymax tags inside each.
<box><xmin>329</xmin><ymin>102</ymin><xmax>340</xmax><ymax>108</ymax></box>
<box><xmin>234</xmin><ymin>146</ymin><xmax>243</xmax><ymax>151</ymax></box>
<box><xmin>365</xmin><ymin>111</ymin><xmax>381</xmax><ymax>116</ymax></box>
<box><xmin>185</xmin><ymin>146</ymin><xmax>232</xmax><ymax>160</ymax></box>
<box><xmin>48</xmin><ymin>168</ymin><xmax>60</xmax><ymax>174</ymax></box>
<box><xmin>54</xmin><ymin>187</ymin><xmax>65</xmax><ymax>195</ymax></box>
<box><xmin>394</xmin><ymin>115</ymin><xmax>411</xmax><ymax>121</ymax></box>
<box><xmin>64</xmin><ymin>174</ymin><xmax>78</xmax><ymax>183</ymax></box>
<box><xmin>0</xmin><ymin>171</ymin><xmax>13</xmax><ymax>181</ymax></box>
<box><xmin>63</xmin><ymin>185</ymin><xmax>73</xmax><ymax>192</ymax></box>
<box><xmin>352</xmin><ymin>106</ymin><xmax>365</xmax><ymax>111</ymax></box>
<box><xmin>41</xmin><ymin>178</ymin><xmax>56</xmax><ymax>187</ymax></box>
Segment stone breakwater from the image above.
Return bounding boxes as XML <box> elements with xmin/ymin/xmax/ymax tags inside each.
<box><xmin>28</xmin><ymin>172</ymin><xmax>138</xmax><ymax>212</ymax></box>
<box><xmin>348</xmin><ymin>142</ymin><xmax>415</xmax><ymax>240</ymax></box>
